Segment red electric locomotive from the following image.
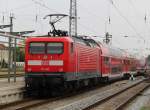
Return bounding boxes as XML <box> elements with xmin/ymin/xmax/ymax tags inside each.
<box><xmin>25</xmin><ymin>36</ymin><xmax>102</xmax><ymax>91</ymax></box>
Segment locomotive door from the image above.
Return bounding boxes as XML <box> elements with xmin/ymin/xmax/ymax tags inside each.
<box><xmin>99</xmin><ymin>50</ymin><xmax>103</xmax><ymax>77</ymax></box>
<box><xmin>75</xmin><ymin>43</ymin><xmax>79</xmax><ymax>77</ymax></box>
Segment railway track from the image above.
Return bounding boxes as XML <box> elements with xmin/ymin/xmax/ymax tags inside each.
<box><xmin>0</xmin><ymin>79</ymin><xmax>127</xmax><ymax>110</ymax></box>
<box><xmin>0</xmin><ymin>73</ymin><xmax>24</xmax><ymax>78</ymax></box>
<box><xmin>0</xmin><ymin>97</ymin><xmax>62</xmax><ymax>110</ymax></box>
<box><xmin>0</xmin><ymin>77</ymin><xmax>148</xmax><ymax>110</ymax></box>
<box><xmin>47</xmin><ymin>77</ymin><xmax>149</xmax><ymax>110</ymax></box>
<box><xmin>0</xmin><ymin>84</ymin><xmax>105</xmax><ymax>110</ymax></box>
<box><xmin>85</xmin><ymin>79</ymin><xmax>150</xmax><ymax>110</ymax></box>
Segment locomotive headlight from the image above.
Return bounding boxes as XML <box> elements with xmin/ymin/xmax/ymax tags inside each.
<box><xmin>28</xmin><ymin>60</ymin><xmax>42</xmax><ymax>65</ymax></box>
<box><xmin>49</xmin><ymin>60</ymin><xmax>63</xmax><ymax>66</ymax></box>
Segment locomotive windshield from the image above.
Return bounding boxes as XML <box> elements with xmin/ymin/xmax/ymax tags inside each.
<box><xmin>29</xmin><ymin>42</ymin><xmax>63</xmax><ymax>54</ymax></box>
<box><xmin>29</xmin><ymin>43</ymin><xmax>45</xmax><ymax>54</ymax></box>
<box><xmin>47</xmin><ymin>43</ymin><xmax>63</xmax><ymax>54</ymax></box>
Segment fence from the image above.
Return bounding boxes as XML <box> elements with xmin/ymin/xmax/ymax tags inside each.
<box><xmin>0</xmin><ymin>33</ymin><xmax>25</xmax><ymax>82</ymax></box>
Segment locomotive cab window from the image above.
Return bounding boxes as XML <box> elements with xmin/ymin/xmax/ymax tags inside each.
<box><xmin>47</xmin><ymin>42</ymin><xmax>63</xmax><ymax>54</ymax></box>
<box><xmin>29</xmin><ymin>43</ymin><xmax>45</xmax><ymax>54</ymax></box>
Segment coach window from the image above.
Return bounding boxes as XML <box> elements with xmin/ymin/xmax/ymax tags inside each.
<box><xmin>128</xmin><ymin>60</ymin><xmax>130</xmax><ymax>65</ymax></box>
<box><xmin>29</xmin><ymin>43</ymin><xmax>45</xmax><ymax>54</ymax></box>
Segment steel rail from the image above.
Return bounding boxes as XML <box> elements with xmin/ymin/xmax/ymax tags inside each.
<box><xmin>51</xmin><ymin>77</ymin><xmax>148</xmax><ymax>110</ymax></box>
<box><xmin>0</xmin><ymin>73</ymin><xmax>24</xmax><ymax>78</ymax></box>
<box><xmin>85</xmin><ymin>78</ymin><xmax>150</xmax><ymax>110</ymax></box>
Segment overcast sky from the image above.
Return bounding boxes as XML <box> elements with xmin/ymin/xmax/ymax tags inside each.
<box><xmin>0</xmin><ymin>0</ymin><xmax>150</xmax><ymax>57</ymax></box>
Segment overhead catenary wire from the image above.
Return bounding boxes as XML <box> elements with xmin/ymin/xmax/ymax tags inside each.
<box><xmin>0</xmin><ymin>3</ymin><xmax>34</xmax><ymax>15</ymax></box>
<box><xmin>78</xmin><ymin>22</ymin><xmax>101</xmax><ymax>35</ymax></box>
<box><xmin>0</xmin><ymin>1</ymin><xmax>147</xmax><ymax>42</ymax></box>
<box><xmin>108</xmin><ymin>0</ymin><xmax>145</xmax><ymax>42</ymax></box>
<box><xmin>78</xmin><ymin>3</ymin><xmax>112</xmax><ymax>33</ymax></box>
<box><xmin>76</xmin><ymin>2</ymin><xmax>114</xmax><ymax>40</ymax></box>
<box><xmin>78</xmin><ymin>4</ymin><xmax>106</xmax><ymax>22</ymax></box>
<box><xmin>125</xmin><ymin>0</ymin><xmax>150</xmax><ymax>54</ymax></box>
<box><xmin>127</xmin><ymin>0</ymin><xmax>142</xmax><ymax>16</ymax></box>
<box><xmin>31</xmin><ymin>0</ymin><xmax>61</xmax><ymax>14</ymax></box>
<box><xmin>127</xmin><ymin>0</ymin><xmax>150</xmax><ymax>36</ymax></box>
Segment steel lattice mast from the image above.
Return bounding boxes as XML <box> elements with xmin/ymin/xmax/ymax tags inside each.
<box><xmin>69</xmin><ymin>0</ymin><xmax>77</xmax><ymax>37</ymax></box>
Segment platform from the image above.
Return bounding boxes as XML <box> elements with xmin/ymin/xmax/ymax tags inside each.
<box><xmin>0</xmin><ymin>77</ymin><xmax>24</xmax><ymax>89</ymax></box>
<box><xmin>0</xmin><ymin>77</ymin><xmax>25</xmax><ymax>105</ymax></box>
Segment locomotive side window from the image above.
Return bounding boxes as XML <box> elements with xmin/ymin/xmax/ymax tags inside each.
<box><xmin>104</xmin><ymin>57</ymin><xmax>110</xmax><ymax>64</ymax></box>
<box><xmin>47</xmin><ymin>42</ymin><xmax>63</xmax><ymax>54</ymax></box>
<box><xmin>71</xmin><ymin>43</ymin><xmax>74</xmax><ymax>53</ymax></box>
<box><xmin>29</xmin><ymin>43</ymin><xmax>45</xmax><ymax>54</ymax></box>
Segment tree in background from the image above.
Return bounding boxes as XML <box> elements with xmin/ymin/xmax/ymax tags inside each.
<box><xmin>16</xmin><ymin>47</ymin><xmax>25</xmax><ymax>62</ymax></box>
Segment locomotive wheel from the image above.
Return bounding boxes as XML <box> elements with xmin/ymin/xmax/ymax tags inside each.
<box><xmin>50</xmin><ymin>86</ymin><xmax>64</xmax><ymax>96</ymax></box>
<box><xmin>67</xmin><ymin>82</ymin><xmax>74</xmax><ymax>92</ymax></box>
<box><xmin>37</xmin><ymin>88</ymin><xmax>45</xmax><ymax>97</ymax></box>
<box><xmin>92</xmin><ymin>78</ymin><xmax>99</xmax><ymax>86</ymax></box>
<box><xmin>74</xmin><ymin>81</ymin><xmax>80</xmax><ymax>91</ymax></box>
<box><xmin>25</xmin><ymin>87</ymin><xmax>32</xmax><ymax>97</ymax></box>
<box><xmin>101</xmin><ymin>77</ymin><xmax>109</xmax><ymax>83</ymax></box>
<box><xmin>50</xmin><ymin>89</ymin><xmax>59</xmax><ymax>96</ymax></box>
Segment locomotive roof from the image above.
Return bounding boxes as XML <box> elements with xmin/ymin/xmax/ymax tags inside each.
<box><xmin>72</xmin><ymin>36</ymin><xmax>100</xmax><ymax>47</ymax></box>
<box><xmin>26</xmin><ymin>36</ymin><xmax>99</xmax><ymax>47</ymax></box>
<box><xmin>73</xmin><ymin>36</ymin><xmax>128</xmax><ymax>58</ymax></box>
<box><xmin>26</xmin><ymin>36</ymin><xmax>73</xmax><ymax>42</ymax></box>
<box><xmin>26</xmin><ymin>36</ymin><xmax>136</xmax><ymax>59</ymax></box>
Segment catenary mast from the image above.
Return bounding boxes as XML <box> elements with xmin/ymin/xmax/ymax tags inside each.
<box><xmin>69</xmin><ymin>0</ymin><xmax>77</xmax><ymax>37</ymax></box>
